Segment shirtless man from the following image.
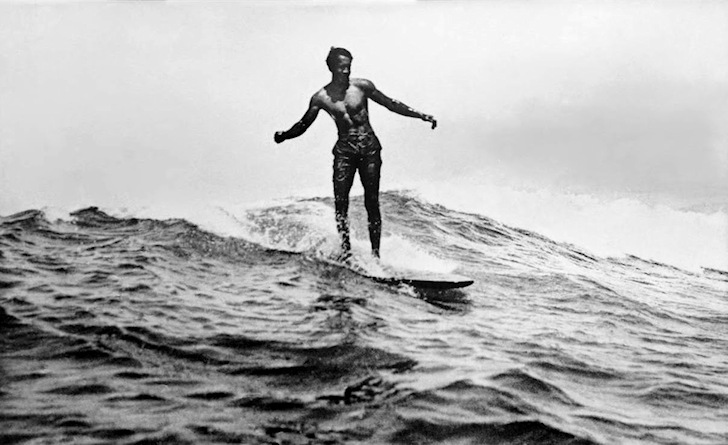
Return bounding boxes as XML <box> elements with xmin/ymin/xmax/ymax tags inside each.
<box><xmin>274</xmin><ymin>47</ymin><xmax>436</xmax><ymax>259</ymax></box>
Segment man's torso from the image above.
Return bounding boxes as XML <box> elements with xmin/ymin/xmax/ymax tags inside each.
<box><xmin>315</xmin><ymin>78</ymin><xmax>375</xmax><ymax>140</ymax></box>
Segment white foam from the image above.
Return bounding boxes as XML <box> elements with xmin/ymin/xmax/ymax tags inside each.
<box><xmin>39</xmin><ymin>206</ymin><xmax>75</xmax><ymax>222</ymax></box>
<box><xmin>212</xmin><ymin>200</ymin><xmax>336</xmax><ymax>253</ymax></box>
<box><xmin>378</xmin><ymin>234</ymin><xmax>457</xmax><ymax>274</ymax></box>
<box><xmin>36</xmin><ymin>178</ymin><xmax>726</xmax><ymax>274</ymax></box>
<box><xmin>187</xmin><ymin>198</ymin><xmax>456</xmax><ymax>275</ymax></box>
<box><xmin>407</xmin><ymin>178</ymin><xmax>728</xmax><ymax>272</ymax></box>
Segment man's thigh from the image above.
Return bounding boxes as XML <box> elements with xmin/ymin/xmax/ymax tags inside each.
<box><xmin>333</xmin><ymin>155</ymin><xmax>358</xmax><ymax>198</ymax></box>
<box><xmin>358</xmin><ymin>152</ymin><xmax>382</xmax><ymax>195</ymax></box>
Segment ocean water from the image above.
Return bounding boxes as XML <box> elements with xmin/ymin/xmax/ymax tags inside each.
<box><xmin>2</xmin><ymin>1</ymin><xmax>727</xmax><ymax>443</ymax></box>
<box><xmin>2</xmin><ymin>191</ymin><xmax>727</xmax><ymax>444</ymax></box>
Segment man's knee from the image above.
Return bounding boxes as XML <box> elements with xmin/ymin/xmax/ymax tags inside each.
<box><xmin>364</xmin><ymin>193</ymin><xmax>379</xmax><ymax>209</ymax></box>
<box><xmin>334</xmin><ymin>193</ymin><xmax>349</xmax><ymax>208</ymax></box>
<box><xmin>364</xmin><ymin>199</ymin><xmax>381</xmax><ymax>226</ymax></box>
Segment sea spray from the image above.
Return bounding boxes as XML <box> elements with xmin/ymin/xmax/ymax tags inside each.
<box><xmin>407</xmin><ymin>179</ymin><xmax>727</xmax><ymax>272</ymax></box>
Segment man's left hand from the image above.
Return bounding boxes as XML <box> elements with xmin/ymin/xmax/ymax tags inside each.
<box><xmin>422</xmin><ymin>114</ymin><xmax>437</xmax><ymax>129</ymax></box>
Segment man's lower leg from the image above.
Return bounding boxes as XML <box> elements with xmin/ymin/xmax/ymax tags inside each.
<box><xmin>335</xmin><ymin>210</ymin><xmax>351</xmax><ymax>259</ymax></box>
<box><xmin>369</xmin><ymin>220</ymin><xmax>381</xmax><ymax>258</ymax></box>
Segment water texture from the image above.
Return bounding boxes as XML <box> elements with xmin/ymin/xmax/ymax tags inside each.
<box><xmin>2</xmin><ymin>192</ymin><xmax>727</xmax><ymax>444</ymax></box>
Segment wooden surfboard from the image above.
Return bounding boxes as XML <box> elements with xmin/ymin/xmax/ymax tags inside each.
<box><xmin>321</xmin><ymin>257</ymin><xmax>474</xmax><ymax>289</ymax></box>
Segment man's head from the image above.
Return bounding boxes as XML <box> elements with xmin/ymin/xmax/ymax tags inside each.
<box><xmin>326</xmin><ymin>47</ymin><xmax>353</xmax><ymax>76</ymax></box>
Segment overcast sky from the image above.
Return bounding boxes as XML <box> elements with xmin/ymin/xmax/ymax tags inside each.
<box><xmin>1</xmin><ymin>0</ymin><xmax>726</xmax><ymax>213</ymax></box>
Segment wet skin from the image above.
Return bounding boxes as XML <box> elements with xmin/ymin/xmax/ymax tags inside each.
<box><xmin>274</xmin><ymin>55</ymin><xmax>436</xmax><ymax>257</ymax></box>
<box><xmin>275</xmin><ymin>56</ymin><xmax>435</xmax><ymax>144</ymax></box>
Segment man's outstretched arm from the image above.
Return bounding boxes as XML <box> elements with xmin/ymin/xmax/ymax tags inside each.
<box><xmin>365</xmin><ymin>81</ymin><xmax>437</xmax><ymax>129</ymax></box>
<box><xmin>274</xmin><ymin>97</ymin><xmax>321</xmax><ymax>143</ymax></box>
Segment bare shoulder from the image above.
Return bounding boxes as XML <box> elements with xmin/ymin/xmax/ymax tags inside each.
<box><xmin>313</xmin><ymin>88</ymin><xmax>327</xmax><ymax>102</ymax></box>
<box><xmin>308</xmin><ymin>88</ymin><xmax>328</xmax><ymax>108</ymax></box>
<box><xmin>351</xmin><ymin>78</ymin><xmax>376</xmax><ymax>93</ymax></box>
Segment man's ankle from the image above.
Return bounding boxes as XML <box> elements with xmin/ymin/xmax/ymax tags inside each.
<box><xmin>337</xmin><ymin>250</ymin><xmax>352</xmax><ymax>263</ymax></box>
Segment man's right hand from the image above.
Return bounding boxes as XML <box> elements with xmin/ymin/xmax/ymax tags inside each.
<box><xmin>274</xmin><ymin>131</ymin><xmax>286</xmax><ymax>144</ymax></box>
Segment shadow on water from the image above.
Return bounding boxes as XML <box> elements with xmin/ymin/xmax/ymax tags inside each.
<box><xmin>411</xmin><ymin>288</ymin><xmax>471</xmax><ymax>312</ymax></box>
<box><xmin>309</xmin><ymin>258</ymin><xmax>472</xmax><ymax>313</ymax></box>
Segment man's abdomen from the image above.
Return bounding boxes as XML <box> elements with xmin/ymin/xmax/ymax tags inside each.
<box><xmin>333</xmin><ymin>129</ymin><xmax>381</xmax><ymax>157</ymax></box>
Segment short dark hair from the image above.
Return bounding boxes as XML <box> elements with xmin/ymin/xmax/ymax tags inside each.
<box><xmin>326</xmin><ymin>47</ymin><xmax>353</xmax><ymax>71</ymax></box>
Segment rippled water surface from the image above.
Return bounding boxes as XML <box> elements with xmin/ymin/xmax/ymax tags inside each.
<box><xmin>2</xmin><ymin>192</ymin><xmax>727</xmax><ymax>444</ymax></box>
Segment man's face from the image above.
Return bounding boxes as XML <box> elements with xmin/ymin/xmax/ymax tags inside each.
<box><xmin>331</xmin><ymin>55</ymin><xmax>351</xmax><ymax>80</ymax></box>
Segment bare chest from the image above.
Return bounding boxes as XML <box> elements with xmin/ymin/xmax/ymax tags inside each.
<box><xmin>321</xmin><ymin>86</ymin><xmax>367</xmax><ymax>119</ymax></box>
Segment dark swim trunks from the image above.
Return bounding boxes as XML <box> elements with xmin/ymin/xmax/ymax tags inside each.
<box><xmin>332</xmin><ymin>131</ymin><xmax>382</xmax><ymax>186</ymax></box>
<box><xmin>332</xmin><ymin>131</ymin><xmax>382</xmax><ymax>255</ymax></box>
<box><xmin>332</xmin><ymin>131</ymin><xmax>381</xmax><ymax>157</ymax></box>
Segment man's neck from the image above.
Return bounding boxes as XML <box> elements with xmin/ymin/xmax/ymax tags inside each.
<box><xmin>331</xmin><ymin>77</ymin><xmax>349</xmax><ymax>88</ymax></box>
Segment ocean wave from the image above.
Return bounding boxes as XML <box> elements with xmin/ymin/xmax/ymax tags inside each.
<box><xmin>408</xmin><ymin>180</ymin><xmax>728</xmax><ymax>272</ymax></box>
<box><xmin>2</xmin><ymin>192</ymin><xmax>727</xmax><ymax>444</ymax></box>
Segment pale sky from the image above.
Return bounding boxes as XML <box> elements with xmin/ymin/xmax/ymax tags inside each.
<box><xmin>1</xmin><ymin>0</ymin><xmax>727</xmax><ymax>213</ymax></box>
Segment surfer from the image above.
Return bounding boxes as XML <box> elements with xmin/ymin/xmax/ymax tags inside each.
<box><xmin>274</xmin><ymin>47</ymin><xmax>437</xmax><ymax>259</ymax></box>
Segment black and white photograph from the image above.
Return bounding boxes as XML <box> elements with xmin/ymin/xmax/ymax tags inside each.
<box><xmin>1</xmin><ymin>0</ymin><xmax>727</xmax><ymax>443</ymax></box>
